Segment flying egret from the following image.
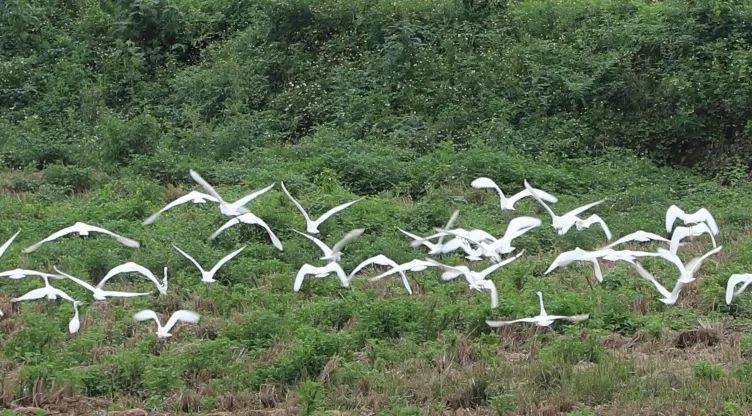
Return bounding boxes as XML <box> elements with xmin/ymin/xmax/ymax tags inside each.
<box><xmin>486</xmin><ymin>292</ymin><xmax>589</xmax><ymax>327</ymax></box>
<box><xmin>605</xmin><ymin>230</ymin><xmax>669</xmax><ymax>249</ymax></box>
<box><xmin>23</xmin><ymin>222</ymin><xmax>139</xmax><ymax>253</ymax></box>
<box><xmin>209</xmin><ymin>213</ymin><xmax>283</xmax><ymax>250</ymax></box>
<box><xmin>631</xmin><ymin>261</ymin><xmax>686</xmax><ymax>305</ymax></box>
<box><xmin>143</xmin><ymin>191</ymin><xmax>219</xmax><ymax>225</ymax></box>
<box><xmin>0</xmin><ymin>268</ymin><xmax>60</xmax><ymax>280</ymax></box>
<box><xmin>654</xmin><ymin>246</ymin><xmax>722</xmax><ymax>284</ymax></box>
<box><xmin>725</xmin><ymin>274</ymin><xmax>752</xmax><ymax>304</ymax></box>
<box><xmin>471</xmin><ymin>177</ymin><xmax>558</xmax><ymax>210</ymax></box>
<box><xmin>294</xmin><ymin>262</ymin><xmax>349</xmax><ymax>291</ymax></box>
<box><xmin>524</xmin><ymin>180</ymin><xmax>611</xmax><ymax>240</ymax></box>
<box><xmin>12</xmin><ymin>275</ymin><xmax>75</xmax><ymax>302</ymax></box>
<box><xmin>281</xmin><ymin>182</ymin><xmax>363</xmax><ymax>234</ymax></box>
<box><xmin>545</xmin><ymin>247</ymin><xmax>659</xmax><ymax>283</ymax></box>
<box><xmin>665</xmin><ymin>205</ymin><xmax>719</xmax><ymax>235</ymax></box>
<box><xmin>669</xmin><ymin>223</ymin><xmax>717</xmax><ymax>254</ymax></box>
<box><xmin>173</xmin><ymin>245</ymin><xmax>246</xmax><ymax>283</ymax></box>
<box><xmin>293</xmin><ymin>229</ymin><xmax>364</xmax><ymax>263</ymax></box>
<box><xmin>439</xmin><ymin>217</ymin><xmax>541</xmax><ymax>261</ymax></box>
<box><xmin>403</xmin><ymin>210</ymin><xmax>461</xmax><ymax>255</ymax></box>
<box><xmin>99</xmin><ymin>262</ymin><xmax>168</xmax><ymax>295</ymax></box>
<box><xmin>190</xmin><ymin>169</ymin><xmax>274</xmax><ymax>217</ymax></box>
<box><xmin>370</xmin><ymin>259</ymin><xmax>437</xmax><ymax>283</ymax></box>
<box><xmin>53</xmin><ymin>267</ymin><xmax>151</xmax><ymax>301</ymax></box>
<box><xmin>349</xmin><ymin>255</ymin><xmax>412</xmax><ymax>294</ymax></box>
<box><xmin>133</xmin><ymin>309</ymin><xmax>200</xmax><ymax>338</ymax></box>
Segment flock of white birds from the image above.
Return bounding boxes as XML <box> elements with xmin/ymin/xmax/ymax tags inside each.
<box><xmin>1</xmin><ymin>170</ymin><xmax>751</xmax><ymax>340</ymax></box>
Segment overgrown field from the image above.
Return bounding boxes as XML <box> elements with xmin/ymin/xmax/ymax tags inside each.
<box><xmin>2</xmin><ymin>0</ymin><xmax>752</xmax><ymax>414</ymax></box>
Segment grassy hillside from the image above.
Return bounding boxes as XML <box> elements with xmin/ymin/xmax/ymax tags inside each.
<box><xmin>2</xmin><ymin>0</ymin><xmax>752</xmax><ymax>414</ymax></box>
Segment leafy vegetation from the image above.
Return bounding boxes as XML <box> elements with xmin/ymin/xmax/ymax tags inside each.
<box><xmin>1</xmin><ymin>0</ymin><xmax>752</xmax><ymax>414</ymax></box>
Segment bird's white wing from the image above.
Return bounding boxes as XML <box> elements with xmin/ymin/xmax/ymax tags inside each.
<box><xmin>53</xmin><ymin>267</ymin><xmax>96</xmax><ymax>292</ymax></box>
<box><xmin>503</xmin><ymin>216</ymin><xmax>542</xmax><ymax>241</ymax></box>
<box><xmin>84</xmin><ymin>224</ymin><xmax>140</xmax><ymax>248</ymax></box>
<box><xmin>473</xmin><ymin>279</ymin><xmax>499</xmax><ymax>308</ymax></box>
<box><xmin>12</xmin><ymin>287</ymin><xmax>53</xmax><ymax>302</ymax></box>
<box><xmin>544</xmin><ymin>249</ymin><xmax>587</xmax><ymax>274</ymax></box>
<box><xmin>670</xmin><ymin>224</ymin><xmax>714</xmax><ymax>254</ymax></box>
<box><xmin>438</xmin><ymin>210</ymin><xmax>460</xmax><ymax>245</ymax></box>
<box><xmin>314</xmin><ymin>197</ymin><xmax>364</xmax><ymax>226</ymax></box>
<box><xmin>349</xmin><ymin>255</ymin><xmax>398</xmax><ymax>278</ymax></box>
<box><xmin>190</xmin><ymin>170</ymin><xmax>225</xmax><ymax>203</ymax></box>
<box><xmin>685</xmin><ymin>245</ymin><xmax>722</xmax><ymax>274</ymax></box>
<box><xmin>237</xmin><ymin>214</ymin><xmax>283</xmax><ymax>251</ymax></box>
<box><xmin>565</xmin><ymin>200</ymin><xmax>605</xmax><ymax>218</ymax></box>
<box><xmin>133</xmin><ymin>309</ymin><xmax>160</xmax><ymax>324</ymax></box>
<box><xmin>523</xmin><ymin>180</ymin><xmax>557</xmax><ymax>218</ymax></box>
<box><xmin>694</xmin><ymin>208</ymin><xmax>719</xmax><ymax>235</ymax></box>
<box><xmin>97</xmin><ymin>262</ymin><xmax>157</xmax><ymax>289</ymax></box>
<box><xmin>511</xmin><ymin>186</ymin><xmax>558</xmax><ymax>205</ymax></box>
<box><xmin>577</xmin><ymin>214</ymin><xmax>612</xmax><ymax>240</ymax></box>
<box><xmin>477</xmin><ymin>250</ymin><xmax>524</xmax><ymax>279</ymax></box>
<box><xmin>294</xmin><ymin>264</ymin><xmax>324</xmax><ymax>291</ymax></box>
<box><xmin>293</xmin><ymin>230</ymin><xmax>332</xmax><ymax>256</ymax></box>
<box><xmin>330</xmin><ymin>228</ymin><xmax>365</xmax><ymax>256</ymax></box>
<box><xmin>0</xmin><ymin>229</ymin><xmax>20</xmax><ymax>258</ymax></box>
<box><xmin>101</xmin><ymin>290</ymin><xmax>150</xmax><ymax>298</ymax></box>
<box><xmin>470</xmin><ymin>177</ymin><xmax>502</xmax><ymax>193</ymax></box>
<box><xmin>163</xmin><ymin>310</ymin><xmax>200</xmax><ymax>332</ymax></box>
<box><xmin>726</xmin><ymin>274</ymin><xmax>752</xmax><ymax>304</ymax></box>
<box><xmin>486</xmin><ymin>317</ymin><xmax>541</xmax><ymax>327</ymax></box>
<box><xmin>665</xmin><ymin>205</ymin><xmax>684</xmax><ymax>233</ymax></box>
<box><xmin>173</xmin><ymin>245</ymin><xmax>205</xmax><ymax>273</ymax></box>
<box><xmin>208</xmin><ymin>246</ymin><xmax>246</xmax><ymax>275</ymax></box>
<box><xmin>209</xmin><ymin>217</ymin><xmax>241</xmax><ymax>240</ymax></box>
<box><xmin>631</xmin><ymin>262</ymin><xmax>672</xmax><ymax>299</ymax></box>
<box><xmin>23</xmin><ymin>224</ymin><xmax>79</xmax><ymax>253</ymax></box>
<box><xmin>230</xmin><ymin>183</ymin><xmax>275</xmax><ymax>209</ymax></box>
<box><xmin>547</xmin><ymin>314</ymin><xmax>589</xmax><ymax>323</ymax></box>
<box><xmin>281</xmin><ymin>182</ymin><xmax>313</xmax><ymax>224</ymax></box>
<box><xmin>144</xmin><ymin>191</ymin><xmax>219</xmax><ymax>225</ymax></box>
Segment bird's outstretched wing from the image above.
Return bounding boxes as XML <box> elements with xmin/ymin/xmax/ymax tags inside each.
<box><xmin>209</xmin><ymin>246</ymin><xmax>246</xmax><ymax>275</ymax></box>
<box><xmin>210</xmin><ymin>217</ymin><xmax>241</xmax><ymax>240</ymax></box>
<box><xmin>54</xmin><ymin>267</ymin><xmax>96</xmax><ymax>292</ymax></box>
<box><xmin>576</xmin><ymin>214</ymin><xmax>612</xmax><ymax>240</ymax></box>
<box><xmin>231</xmin><ymin>183</ymin><xmax>275</xmax><ymax>209</ymax></box>
<box><xmin>84</xmin><ymin>224</ymin><xmax>140</xmax><ymax>248</ymax></box>
<box><xmin>97</xmin><ymin>262</ymin><xmax>158</xmax><ymax>290</ymax></box>
<box><xmin>164</xmin><ymin>310</ymin><xmax>200</xmax><ymax>332</ymax></box>
<box><xmin>281</xmin><ymin>182</ymin><xmax>313</xmax><ymax>225</ymax></box>
<box><xmin>330</xmin><ymin>229</ymin><xmax>365</xmax><ymax>257</ymax></box>
<box><xmin>315</xmin><ymin>198</ymin><xmax>364</xmax><ymax>227</ymax></box>
<box><xmin>173</xmin><ymin>245</ymin><xmax>205</xmax><ymax>273</ymax></box>
<box><xmin>23</xmin><ymin>224</ymin><xmax>79</xmax><ymax>253</ymax></box>
<box><xmin>0</xmin><ymin>229</ymin><xmax>20</xmax><ymax>258</ymax></box>
<box><xmin>144</xmin><ymin>191</ymin><xmax>219</xmax><ymax>225</ymax></box>
<box><xmin>190</xmin><ymin>170</ymin><xmax>225</xmax><ymax>203</ymax></box>
<box><xmin>349</xmin><ymin>255</ymin><xmax>399</xmax><ymax>279</ymax></box>
<box><xmin>133</xmin><ymin>309</ymin><xmax>160</xmax><ymax>324</ymax></box>
<box><xmin>293</xmin><ymin>230</ymin><xmax>332</xmax><ymax>256</ymax></box>
<box><xmin>726</xmin><ymin>274</ymin><xmax>752</xmax><ymax>305</ymax></box>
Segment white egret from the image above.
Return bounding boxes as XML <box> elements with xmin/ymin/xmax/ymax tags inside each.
<box><xmin>486</xmin><ymin>292</ymin><xmax>589</xmax><ymax>327</ymax></box>
<box><xmin>402</xmin><ymin>210</ymin><xmax>461</xmax><ymax>255</ymax></box>
<box><xmin>294</xmin><ymin>262</ymin><xmax>349</xmax><ymax>291</ymax></box>
<box><xmin>654</xmin><ymin>246</ymin><xmax>722</xmax><ymax>284</ymax></box>
<box><xmin>669</xmin><ymin>223</ymin><xmax>717</xmax><ymax>254</ymax></box>
<box><xmin>349</xmin><ymin>255</ymin><xmax>412</xmax><ymax>294</ymax></box>
<box><xmin>53</xmin><ymin>267</ymin><xmax>151</xmax><ymax>301</ymax></box>
<box><xmin>605</xmin><ymin>230</ymin><xmax>669</xmax><ymax>249</ymax></box>
<box><xmin>281</xmin><ymin>182</ymin><xmax>363</xmax><ymax>234</ymax></box>
<box><xmin>133</xmin><ymin>309</ymin><xmax>200</xmax><ymax>338</ymax></box>
<box><xmin>99</xmin><ymin>262</ymin><xmax>168</xmax><ymax>295</ymax></box>
<box><xmin>190</xmin><ymin>169</ymin><xmax>274</xmax><ymax>217</ymax></box>
<box><xmin>23</xmin><ymin>222</ymin><xmax>139</xmax><ymax>253</ymax></box>
<box><xmin>0</xmin><ymin>229</ymin><xmax>20</xmax><ymax>258</ymax></box>
<box><xmin>471</xmin><ymin>177</ymin><xmax>558</xmax><ymax>210</ymax></box>
<box><xmin>209</xmin><ymin>213</ymin><xmax>283</xmax><ymax>250</ymax></box>
<box><xmin>0</xmin><ymin>269</ymin><xmax>60</xmax><ymax>280</ymax></box>
<box><xmin>524</xmin><ymin>180</ymin><xmax>611</xmax><ymax>240</ymax></box>
<box><xmin>545</xmin><ymin>247</ymin><xmax>658</xmax><ymax>283</ymax></box>
<box><xmin>293</xmin><ymin>229</ymin><xmax>364</xmax><ymax>263</ymax></box>
<box><xmin>631</xmin><ymin>261</ymin><xmax>686</xmax><ymax>305</ymax></box>
<box><xmin>726</xmin><ymin>274</ymin><xmax>752</xmax><ymax>305</ymax></box>
<box><xmin>173</xmin><ymin>245</ymin><xmax>246</xmax><ymax>283</ymax></box>
<box><xmin>143</xmin><ymin>191</ymin><xmax>219</xmax><ymax>225</ymax></box>
<box><xmin>370</xmin><ymin>259</ymin><xmax>437</xmax><ymax>282</ymax></box>
<box><xmin>12</xmin><ymin>275</ymin><xmax>75</xmax><ymax>302</ymax></box>
<box><xmin>665</xmin><ymin>205</ymin><xmax>719</xmax><ymax>235</ymax></box>
<box><xmin>69</xmin><ymin>301</ymin><xmax>82</xmax><ymax>334</ymax></box>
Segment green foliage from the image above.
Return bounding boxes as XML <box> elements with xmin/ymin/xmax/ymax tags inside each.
<box><xmin>693</xmin><ymin>360</ymin><xmax>726</xmax><ymax>381</ymax></box>
<box><xmin>539</xmin><ymin>333</ymin><xmax>605</xmax><ymax>365</ymax></box>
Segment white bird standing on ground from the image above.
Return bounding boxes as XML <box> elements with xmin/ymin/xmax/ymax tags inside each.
<box><xmin>133</xmin><ymin>309</ymin><xmax>200</xmax><ymax>338</ymax></box>
<box><xmin>281</xmin><ymin>182</ymin><xmax>364</xmax><ymax>234</ymax></box>
<box><xmin>471</xmin><ymin>177</ymin><xmax>558</xmax><ymax>210</ymax></box>
<box><xmin>53</xmin><ymin>267</ymin><xmax>151</xmax><ymax>301</ymax></box>
<box><xmin>23</xmin><ymin>222</ymin><xmax>139</xmax><ymax>253</ymax></box>
<box><xmin>669</xmin><ymin>223</ymin><xmax>717</xmax><ymax>254</ymax></box>
<box><xmin>665</xmin><ymin>205</ymin><xmax>719</xmax><ymax>235</ymax></box>
<box><xmin>190</xmin><ymin>169</ymin><xmax>274</xmax><ymax>217</ymax></box>
<box><xmin>209</xmin><ymin>213</ymin><xmax>283</xmax><ymax>250</ymax></box>
<box><xmin>524</xmin><ymin>180</ymin><xmax>611</xmax><ymax>240</ymax></box>
<box><xmin>725</xmin><ymin>274</ymin><xmax>752</xmax><ymax>304</ymax></box>
<box><xmin>605</xmin><ymin>230</ymin><xmax>670</xmax><ymax>249</ymax></box>
<box><xmin>486</xmin><ymin>291</ymin><xmax>589</xmax><ymax>327</ymax></box>
<box><xmin>99</xmin><ymin>262</ymin><xmax>168</xmax><ymax>295</ymax></box>
<box><xmin>68</xmin><ymin>301</ymin><xmax>82</xmax><ymax>334</ymax></box>
<box><xmin>173</xmin><ymin>245</ymin><xmax>246</xmax><ymax>283</ymax></box>
<box><xmin>293</xmin><ymin>229</ymin><xmax>364</xmax><ymax>263</ymax></box>
<box><xmin>349</xmin><ymin>254</ymin><xmax>413</xmax><ymax>294</ymax></box>
<box><xmin>294</xmin><ymin>262</ymin><xmax>349</xmax><ymax>291</ymax></box>
<box><xmin>143</xmin><ymin>191</ymin><xmax>219</xmax><ymax>225</ymax></box>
